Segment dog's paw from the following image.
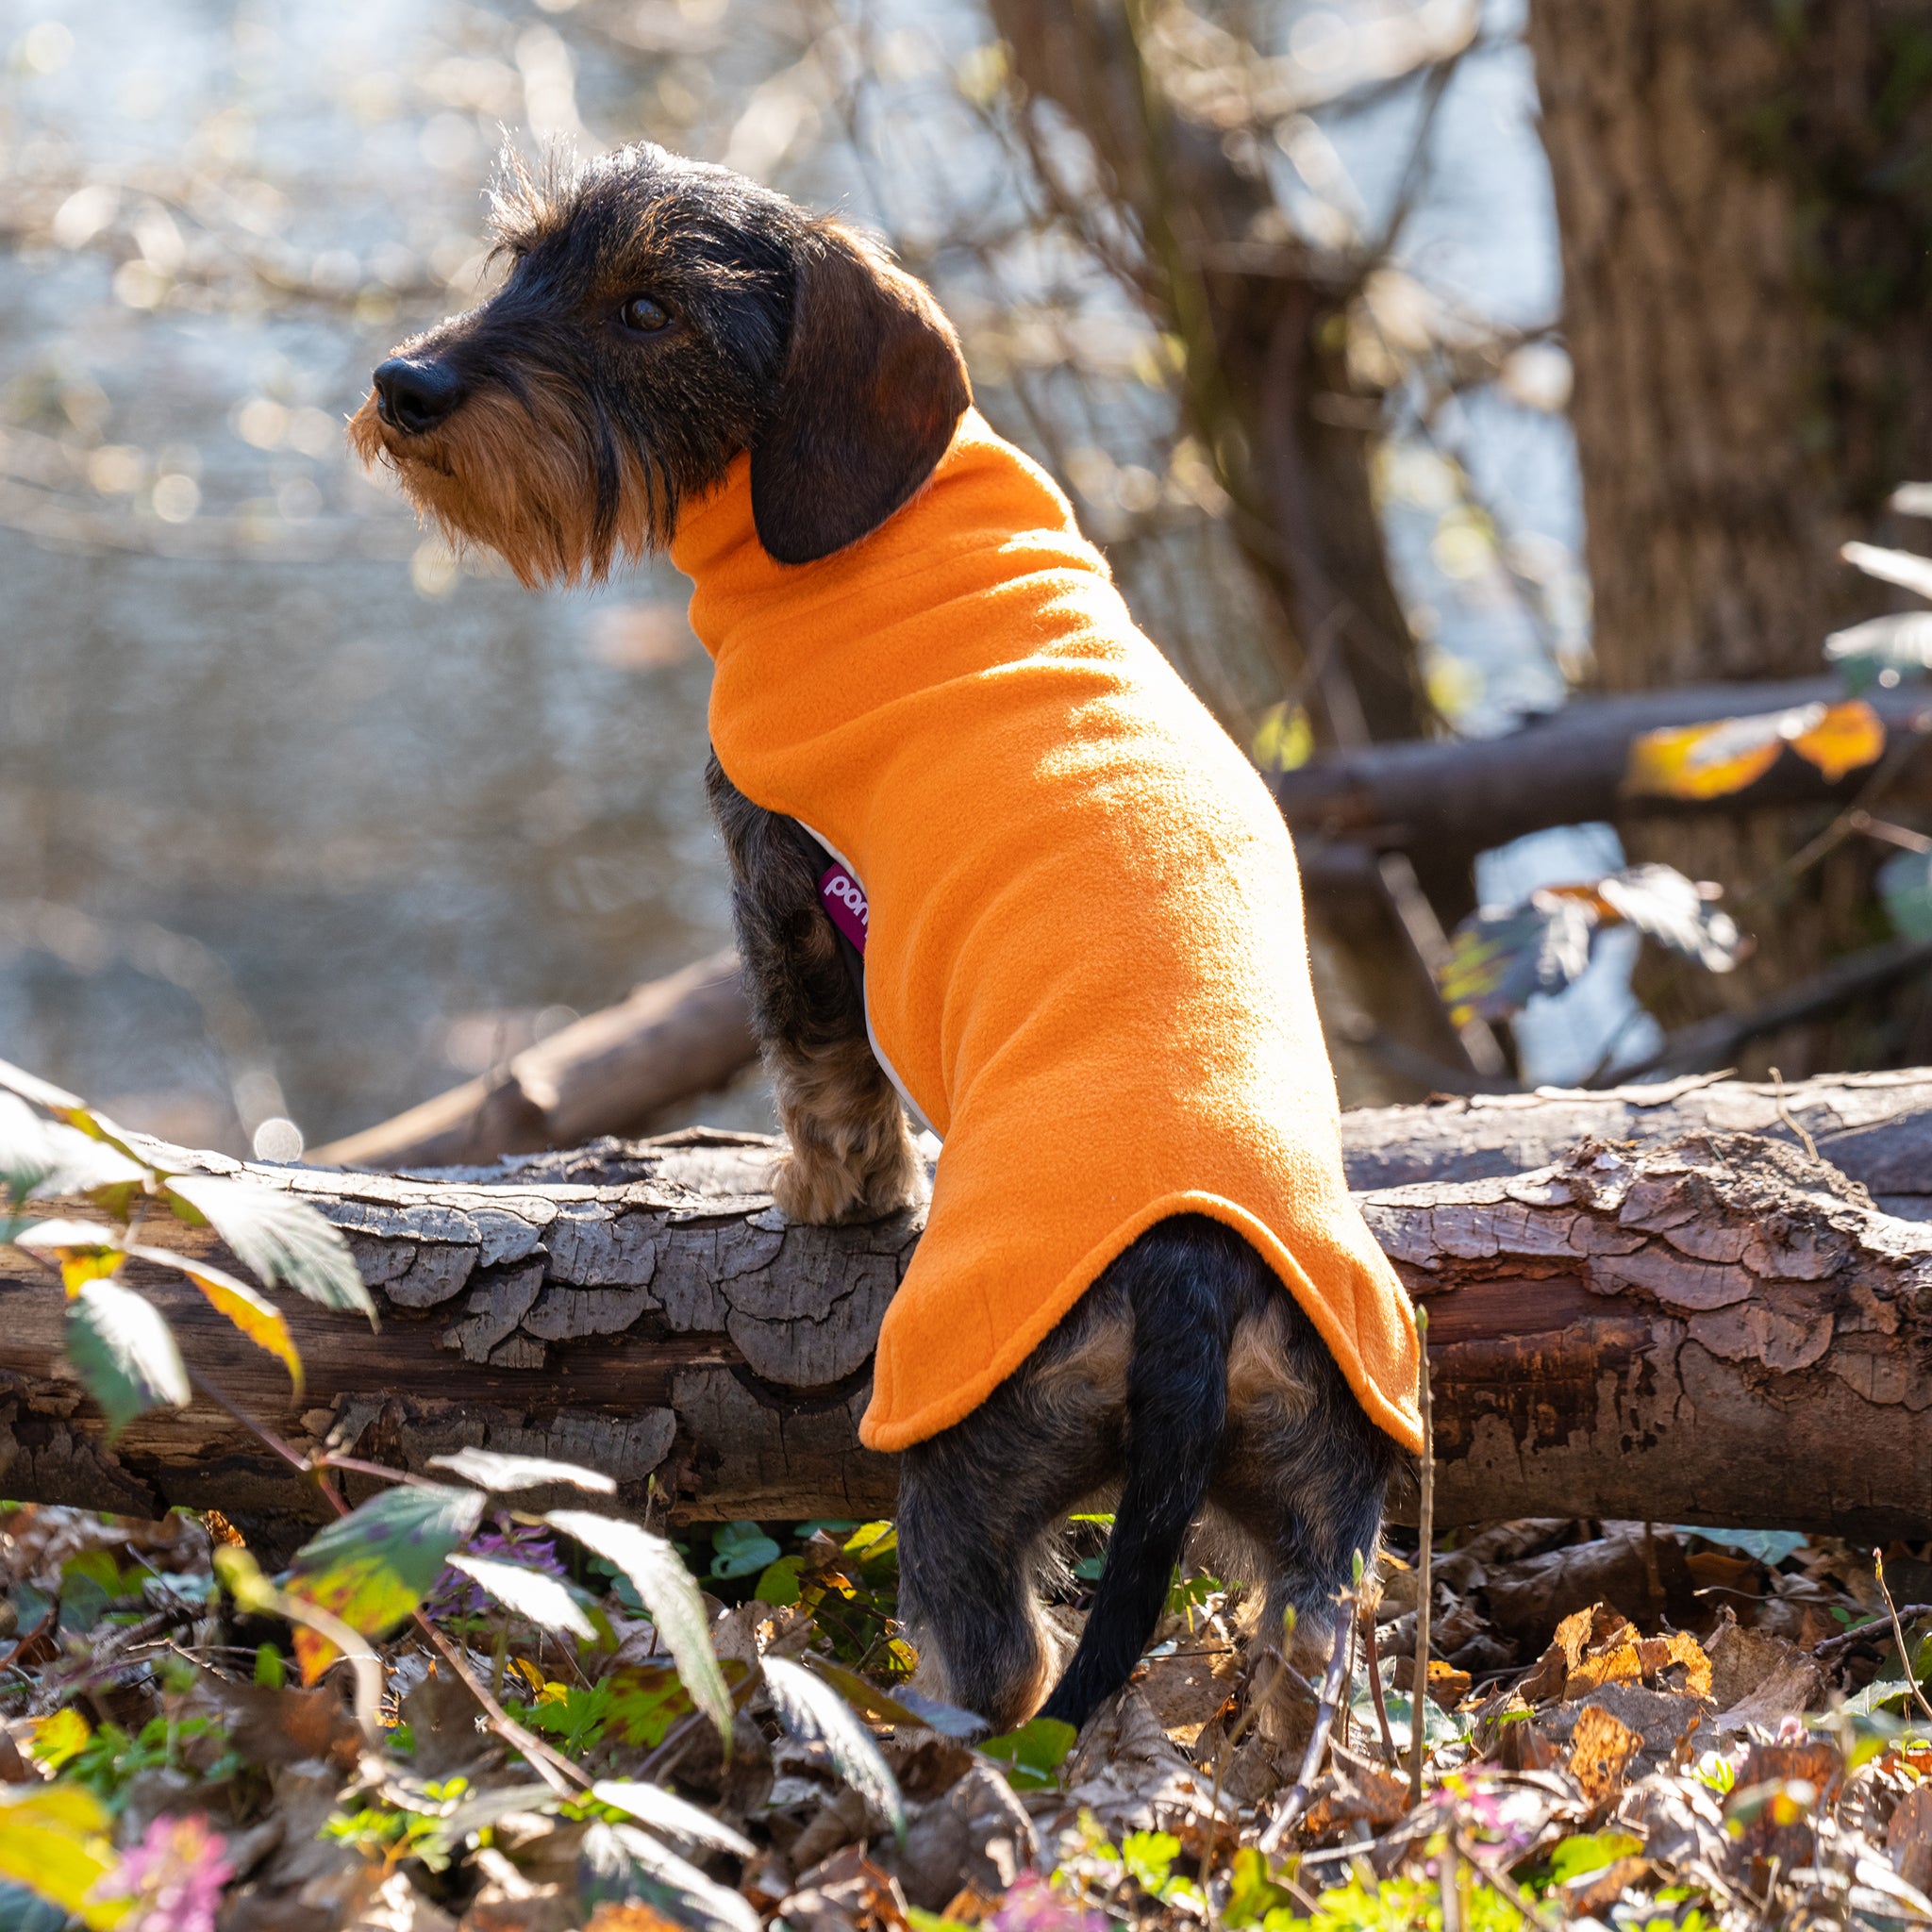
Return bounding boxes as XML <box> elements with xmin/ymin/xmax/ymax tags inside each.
<box><xmin>770</xmin><ymin>1139</ymin><xmax>921</xmax><ymax>1224</ymax></box>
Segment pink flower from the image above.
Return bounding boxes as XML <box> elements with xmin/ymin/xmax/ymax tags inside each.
<box><xmin>94</xmin><ymin>1814</ymin><xmax>232</xmax><ymax>1932</ymax></box>
<box><xmin>991</xmin><ymin>1873</ymin><xmax>1109</xmax><ymax>1932</ymax></box>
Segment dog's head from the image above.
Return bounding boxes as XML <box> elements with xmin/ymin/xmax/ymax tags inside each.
<box><xmin>348</xmin><ymin>144</ymin><xmax>970</xmax><ymax>585</ymax></box>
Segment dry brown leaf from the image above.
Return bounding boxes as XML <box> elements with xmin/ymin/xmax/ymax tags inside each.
<box><xmin>1569</xmin><ymin>1703</ymin><xmax>1641</xmax><ymax>1811</ymax></box>
<box><xmin>585</xmin><ymin>1908</ymin><xmax>691</xmax><ymax>1932</ymax></box>
<box><xmin>1303</xmin><ymin>1763</ymin><xmax>1408</xmax><ymax>1839</ymax></box>
<box><xmin>1521</xmin><ymin>1603</ymin><xmax>1633</xmax><ymax>1702</ymax></box>
<box><xmin>1703</xmin><ymin>1618</ymin><xmax>1821</xmax><ymax>1728</ymax></box>
<box><xmin>1140</xmin><ymin>1644</ymin><xmax>1239</xmax><ymax>1744</ymax></box>
<box><xmin>1637</xmin><ymin>1630</ymin><xmax>1712</xmax><ymax>1699</ymax></box>
<box><xmin>1890</xmin><ymin>1787</ymin><xmax>1932</xmax><ymax>1894</ymax></box>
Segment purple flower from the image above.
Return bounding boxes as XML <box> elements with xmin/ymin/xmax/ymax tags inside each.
<box><xmin>425</xmin><ymin>1521</ymin><xmax>567</xmax><ymax>1621</ymax></box>
<box><xmin>94</xmin><ymin>1814</ymin><xmax>232</xmax><ymax>1932</ymax></box>
<box><xmin>991</xmin><ymin>1873</ymin><xmax>1109</xmax><ymax>1932</ymax></box>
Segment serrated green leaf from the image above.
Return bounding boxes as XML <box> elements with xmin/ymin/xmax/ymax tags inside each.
<box><xmin>64</xmin><ymin>1280</ymin><xmax>188</xmax><ymax>1435</ymax></box>
<box><xmin>126</xmin><ymin>1246</ymin><xmax>302</xmax><ymax>1396</ymax></box>
<box><xmin>547</xmin><ymin>1511</ymin><xmax>731</xmax><ymax>1746</ymax></box>
<box><xmin>425</xmin><ymin>1447</ymin><xmax>615</xmax><ymax>1494</ymax></box>
<box><xmin>592</xmin><ymin>1780</ymin><xmax>756</xmax><ymax>1857</ymax></box>
<box><xmin>442</xmin><ymin>1554</ymin><xmax>594</xmax><ymax>1641</ymax></box>
<box><xmin>761</xmin><ymin>1654</ymin><xmax>906</xmax><ymax>1839</ymax></box>
<box><xmin>284</xmin><ymin>1482</ymin><xmax>485</xmax><ymax>1681</ymax></box>
<box><xmin>0</xmin><ymin>1098</ymin><xmax>146</xmax><ymax>1210</ymax></box>
<box><xmin>162</xmin><ymin>1174</ymin><xmax>375</xmax><ymax>1324</ymax></box>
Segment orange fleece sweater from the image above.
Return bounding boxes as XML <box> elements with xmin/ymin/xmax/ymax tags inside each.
<box><xmin>671</xmin><ymin>411</ymin><xmax>1423</xmax><ymax>1456</ymax></box>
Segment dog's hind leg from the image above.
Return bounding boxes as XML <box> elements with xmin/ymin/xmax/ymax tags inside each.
<box><xmin>706</xmin><ymin>753</ymin><xmax>920</xmax><ymax>1224</ymax></box>
<box><xmin>895</xmin><ymin>1282</ymin><xmax>1131</xmax><ymax>1733</ymax></box>
<box><xmin>1208</xmin><ymin>1281</ymin><xmax>1399</xmax><ymax>1699</ymax></box>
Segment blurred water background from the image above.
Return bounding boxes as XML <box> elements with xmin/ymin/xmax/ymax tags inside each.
<box><xmin>0</xmin><ymin>0</ymin><xmax>1641</xmax><ymax>1158</ymax></box>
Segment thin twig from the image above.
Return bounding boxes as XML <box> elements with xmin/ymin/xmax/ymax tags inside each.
<box><xmin>1814</xmin><ymin>1605</ymin><xmax>1932</xmax><ymax>1660</ymax></box>
<box><xmin>413</xmin><ymin>1614</ymin><xmax>588</xmax><ymax>1794</ymax></box>
<box><xmin>1768</xmin><ymin>1068</ymin><xmax>1820</xmax><ymax>1162</ymax></box>
<box><xmin>1360</xmin><ymin>1596</ymin><xmax>1398</xmax><ymax>1765</ymax></box>
<box><xmin>1409</xmin><ymin>1304</ymin><xmax>1434</xmax><ymax>1808</ymax></box>
<box><xmin>1874</xmin><ymin>1550</ymin><xmax>1932</xmax><ymax>1725</ymax></box>
<box><xmin>1257</xmin><ymin>1598</ymin><xmax>1355</xmax><ymax>1854</ymax></box>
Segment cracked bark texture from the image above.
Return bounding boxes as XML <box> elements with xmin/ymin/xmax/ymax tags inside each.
<box><xmin>1526</xmin><ymin>0</ymin><xmax>1932</xmax><ymax>1066</ymax></box>
<box><xmin>2</xmin><ymin>1111</ymin><xmax>1930</xmax><ymax>1542</ymax></box>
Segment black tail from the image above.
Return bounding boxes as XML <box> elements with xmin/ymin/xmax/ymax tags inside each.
<box><xmin>1037</xmin><ymin>1218</ymin><xmax>1235</xmax><ymax>1730</ymax></box>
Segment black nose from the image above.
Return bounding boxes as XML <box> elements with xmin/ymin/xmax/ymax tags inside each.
<box><xmin>373</xmin><ymin>357</ymin><xmax>464</xmax><ymax>435</ymax></box>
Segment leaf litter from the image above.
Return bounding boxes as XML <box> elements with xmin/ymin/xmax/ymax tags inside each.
<box><xmin>0</xmin><ymin>1506</ymin><xmax>1924</xmax><ymax>1931</ymax></box>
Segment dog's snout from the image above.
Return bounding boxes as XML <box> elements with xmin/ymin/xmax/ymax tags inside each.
<box><xmin>373</xmin><ymin>357</ymin><xmax>464</xmax><ymax>435</ymax></box>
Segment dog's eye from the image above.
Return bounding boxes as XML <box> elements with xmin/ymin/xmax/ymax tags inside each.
<box><xmin>620</xmin><ymin>295</ymin><xmax>671</xmax><ymax>334</ymax></box>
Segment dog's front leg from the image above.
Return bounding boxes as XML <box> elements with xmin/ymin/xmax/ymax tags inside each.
<box><xmin>707</xmin><ymin>753</ymin><xmax>921</xmax><ymax>1224</ymax></box>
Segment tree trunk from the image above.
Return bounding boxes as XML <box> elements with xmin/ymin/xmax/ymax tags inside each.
<box><xmin>1526</xmin><ymin>0</ymin><xmax>1932</xmax><ymax>1068</ymax></box>
<box><xmin>7</xmin><ymin>1110</ymin><xmax>1931</xmax><ymax>1545</ymax></box>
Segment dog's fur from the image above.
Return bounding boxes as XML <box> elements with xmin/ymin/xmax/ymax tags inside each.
<box><xmin>354</xmin><ymin>142</ymin><xmax>1399</xmax><ymax>1734</ymax></box>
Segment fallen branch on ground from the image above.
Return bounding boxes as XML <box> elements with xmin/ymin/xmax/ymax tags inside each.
<box><xmin>2</xmin><ymin>1123</ymin><xmax>1928</xmax><ymax>1544</ymax></box>
<box><xmin>309</xmin><ymin>951</ymin><xmax>757</xmax><ymax>1170</ymax></box>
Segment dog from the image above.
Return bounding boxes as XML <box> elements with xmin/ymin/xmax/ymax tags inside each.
<box><xmin>351</xmin><ymin>142</ymin><xmax>1420</xmax><ymax>1735</ymax></box>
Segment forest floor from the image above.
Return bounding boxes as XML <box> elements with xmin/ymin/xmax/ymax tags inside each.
<box><xmin>0</xmin><ymin>1503</ymin><xmax>1928</xmax><ymax>1932</ymax></box>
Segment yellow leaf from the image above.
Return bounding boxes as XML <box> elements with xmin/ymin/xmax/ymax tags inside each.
<box><xmin>127</xmin><ymin>1245</ymin><xmax>303</xmax><ymax>1397</ymax></box>
<box><xmin>1624</xmin><ymin>711</ymin><xmax>1792</xmax><ymax>800</ymax></box>
<box><xmin>1790</xmin><ymin>698</ymin><xmax>1886</xmax><ymax>782</ymax></box>
<box><xmin>0</xmin><ymin>1781</ymin><xmax>129</xmax><ymax>1927</ymax></box>
<box><xmin>26</xmin><ymin>1707</ymin><xmax>92</xmax><ymax>1770</ymax></box>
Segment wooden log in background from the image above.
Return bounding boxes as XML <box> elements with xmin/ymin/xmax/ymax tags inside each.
<box><xmin>310</xmin><ymin>951</ymin><xmax>756</xmax><ymax>1170</ymax></box>
<box><xmin>4</xmin><ymin>1097</ymin><xmax>1931</xmax><ymax>1547</ymax></box>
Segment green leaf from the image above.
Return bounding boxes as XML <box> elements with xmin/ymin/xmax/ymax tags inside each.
<box><xmin>64</xmin><ymin>1280</ymin><xmax>189</xmax><ymax>1435</ymax></box>
<box><xmin>547</xmin><ymin>1511</ymin><xmax>732</xmax><ymax>1746</ymax></box>
<box><xmin>284</xmin><ymin>1482</ymin><xmax>485</xmax><ymax>1681</ymax></box>
<box><xmin>15</xmin><ymin>1117</ymin><xmax>147</xmax><ymax>1206</ymax></box>
<box><xmin>577</xmin><ymin>1822</ymin><xmax>760</xmax><ymax>1932</ymax></box>
<box><xmin>978</xmin><ymin>1715</ymin><xmax>1077</xmax><ymax>1790</ymax></box>
<box><xmin>802</xmin><ymin>1656</ymin><xmax>986</xmax><ymax>1740</ymax></box>
<box><xmin>1223</xmin><ymin>1847</ymin><xmax>1296</xmax><ymax>1928</ymax></box>
<box><xmin>708</xmin><ymin>1521</ymin><xmax>781</xmax><ymax>1580</ymax></box>
<box><xmin>161</xmin><ymin>1174</ymin><xmax>375</xmax><ymax>1324</ymax></box>
<box><xmin>1438</xmin><ymin>895</ymin><xmax>1598</xmax><ymax>1024</ymax></box>
<box><xmin>761</xmin><ymin>1655</ymin><xmax>907</xmax><ymax>1840</ymax></box>
<box><xmin>752</xmin><ymin>1555</ymin><xmax>804</xmax><ymax>1607</ymax></box>
<box><xmin>1674</xmin><ymin>1526</ymin><xmax>1807</xmax><ymax>1568</ymax></box>
<box><xmin>1123</xmin><ymin>1829</ymin><xmax>1181</xmax><ymax>1894</ymax></box>
<box><xmin>442</xmin><ymin>1555</ymin><xmax>594</xmax><ymax>1641</ymax></box>
<box><xmin>1549</xmin><ymin>1830</ymin><xmax>1643</xmax><ymax>1885</ymax></box>
<box><xmin>425</xmin><ymin>1447</ymin><xmax>615</xmax><ymax>1494</ymax></box>
<box><xmin>1842</xmin><ymin>1676</ymin><xmax>1915</xmax><ymax>1717</ymax></box>
<box><xmin>126</xmin><ymin>1246</ymin><xmax>303</xmax><ymax>1397</ymax></box>
<box><xmin>591</xmin><ymin>1780</ymin><xmax>757</xmax><ymax>1857</ymax></box>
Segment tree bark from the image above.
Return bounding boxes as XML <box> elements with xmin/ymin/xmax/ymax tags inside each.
<box><xmin>1526</xmin><ymin>0</ymin><xmax>1932</xmax><ymax>1066</ymax></box>
<box><xmin>6</xmin><ymin>1111</ymin><xmax>1931</xmax><ymax>1544</ymax></box>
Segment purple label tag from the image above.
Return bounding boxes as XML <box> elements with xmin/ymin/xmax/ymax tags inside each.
<box><xmin>820</xmin><ymin>862</ymin><xmax>869</xmax><ymax>954</ymax></box>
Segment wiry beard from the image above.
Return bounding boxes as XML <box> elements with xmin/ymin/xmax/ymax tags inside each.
<box><xmin>346</xmin><ymin>376</ymin><xmax>676</xmax><ymax>589</ymax></box>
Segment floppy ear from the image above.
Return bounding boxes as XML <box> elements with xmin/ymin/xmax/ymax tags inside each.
<box><xmin>750</xmin><ymin>221</ymin><xmax>972</xmax><ymax>565</ymax></box>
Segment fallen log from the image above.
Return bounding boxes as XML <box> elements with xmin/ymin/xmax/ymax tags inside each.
<box><xmin>1279</xmin><ymin>674</ymin><xmax>1932</xmax><ymax>869</ymax></box>
<box><xmin>309</xmin><ymin>951</ymin><xmax>757</xmax><ymax>1170</ymax></box>
<box><xmin>1341</xmin><ymin>1065</ymin><xmax>1932</xmax><ymax>1215</ymax></box>
<box><xmin>3</xmin><ymin>1123</ymin><xmax>1928</xmax><ymax>1546</ymax></box>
